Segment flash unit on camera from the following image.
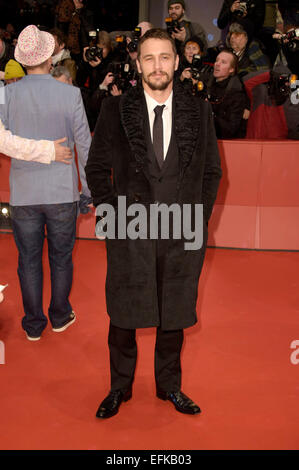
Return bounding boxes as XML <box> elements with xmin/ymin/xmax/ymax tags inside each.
<box><xmin>197</xmin><ymin>81</ymin><xmax>205</xmax><ymax>92</ymax></box>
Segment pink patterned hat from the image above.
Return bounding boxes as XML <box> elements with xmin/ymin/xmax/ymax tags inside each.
<box><xmin>15</xmin><ymin>25</ymin><xmax>55</xmax><ymax>67</ymax></box>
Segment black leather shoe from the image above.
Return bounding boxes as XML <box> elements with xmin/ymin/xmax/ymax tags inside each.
<box><xmin>157</xmin><ymin>390</ymin><xmax>201</xmax><ymax>415</ymax></box>
<box><xmin>96</xmin><ymin>389</ymin><xmax>132</xmax><ymax>419</ymax></box>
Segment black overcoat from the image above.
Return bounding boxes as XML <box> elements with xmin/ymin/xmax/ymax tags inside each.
<box><xmin>85</xmin><ymin>82</ymin><xmax>222</xmax><ymax>330</ymax></box>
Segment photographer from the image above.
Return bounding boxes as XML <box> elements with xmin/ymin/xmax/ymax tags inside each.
<box><xmin>176</xmin><ymin>36</ymin><xmax>207</xmax><ymax>92</ymax></box>
<box><xmin>273</xmin><ymin>25</ymin><xmax>299</xmax><ymax>75</ymax></box>
<box><xmin>226</xmin><ymin>22</ymin><xmax>270</xmax><ymax>76</ymax></box>
<box><xmin>77</xmin><ymin>30</ymin><xmax>137</xmax><ymax>131</ymax></box>
<box><xmin>55</xmin><ymin>0</ymin><xmax>94</xmax><ymax>63</ymax></box>
<box><xmin>50</xmin><ymin>28</ymin><xmax>77</xmax><ymax>83</ymax></box>
<box><xmin>206</xmin><ymin>49</ymin><xmax>248</xmax><ymax>139</ymax></box>
<box><xmin>243</xmin><ymin>64</ymin><xmax>299</xmax><ymax>139</ymax></box>
<box><xmin>167</xmin><ymin>0</ymin><xmax>207</xmax><ymax>53</ymax></box>
<box><xmin>77</xmin><ymin>30</ymin><xmax>116</xmax><ymax>92</ymax></box>
<box><xmin>217</xmin><ymin>0</ymin><xmax>266</xmax><ymax>35</ymax></box>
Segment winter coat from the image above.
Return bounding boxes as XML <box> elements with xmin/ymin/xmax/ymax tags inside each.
<box><xmin>208</xmin><ymin>75</ymin><xmax>248</xmax><ymax>139</ymax></box>
<box><xmin>217</xmin><ymin>0</ymin><xmax>266</xmax><ymax>33</ymax></box>
<box><xmin>85</xmin><ymin>82</ymin><xmax>222</xmax><ymax>330</ymax></box>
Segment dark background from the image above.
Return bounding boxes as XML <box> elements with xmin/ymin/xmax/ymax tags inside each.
<box><xmin>0</xmin><ymin>0</ymin><xmax>140</xmax><ymax>33</ymax></box>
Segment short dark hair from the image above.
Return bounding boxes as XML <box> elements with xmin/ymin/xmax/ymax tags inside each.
<box><xmin>50</xmin><ymin>28</ymin><xmax>66</xmax><ymax>46</ymax></box>
<box><xmin>137</xmin><ymin>28</ymin><xmax>177</xmax><ymax>59</ymax></box>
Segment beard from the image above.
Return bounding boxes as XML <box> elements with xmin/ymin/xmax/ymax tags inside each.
<box><xmin>142</xmin><ymin>71</ymin><xmax>173</xmax><ymax>91</ymax></box>
<box><xmin>170</xmin><ymin>11</ymin><xmax>184</xmax><ymax>21</ymax></box>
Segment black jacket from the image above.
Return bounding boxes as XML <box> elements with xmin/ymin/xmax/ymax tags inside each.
<box><xmin>217</xmin><ymin>0</ymin><xmax>265</xmax><ymax>33</ymax></box>
<box><xmin>85</xmin><ymin>83</ymin><xmax>222</xmax><ymax>330</ymax></box>
<box><xmin>208</xmin><ymin>75</ymin><xmax>248</xmax><ymax>139</ymax></box>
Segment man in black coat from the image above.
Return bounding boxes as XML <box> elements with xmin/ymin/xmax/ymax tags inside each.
<box><xmin>85</xmin><ymin>29</ymin><xmax>222</xmax><ymax>419</ymax></box>
<box><xmin>217</xmin><ymin>0</ymin><xmax>266</xmax><ymax>35</ymax></box>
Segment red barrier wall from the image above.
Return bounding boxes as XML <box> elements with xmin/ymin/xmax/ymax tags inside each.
<box><xmin>209</xmin><ymin>140</ymin><xmax>299</xmax><ymax>250</ymax></box>
<box><xmin>1</xmin><ymin>139</ymin><xmax>299</xmax><ymax>250</ymax></box>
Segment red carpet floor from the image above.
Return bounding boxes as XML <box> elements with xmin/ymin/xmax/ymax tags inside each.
<box><xmin>0</xmin><ymin>232</ymin><xmax>299</xmax><ymax>450</ymax></box>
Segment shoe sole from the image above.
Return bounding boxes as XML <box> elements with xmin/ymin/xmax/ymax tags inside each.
<box><xmin>52</xmin><ymin>315</ymin><xmax>76</xmax><ymax>333</ymax></box>
<box><xmin>26</xmin><ymin>334</ymin><xmax>41</xmax><ymax>341</ymax></box>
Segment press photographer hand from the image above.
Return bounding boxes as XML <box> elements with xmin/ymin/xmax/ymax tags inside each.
<box><xmin>231</xmin><ymin>1</ymin><xmax>240</xmax><ymax>12</ymax></box>
<box><xmin>180</xmin><ymin>67</ymin><xmax>192</xmax><ymax>81</ymax></box>
<box><xmin>171</xmin><ymin>26</ymin><xmax>186</xmax><ymax>42</ymax></box>
<box><xmin>110</xmin><ymin>84</ymin><xmax>122</xmax><ymax>96</ymax></box>
<box><xmin>73</xmin><ymin>0</ymin><xmax>84</xmax><ymax>10</ymax></box>
<box><xmin>231</xmin><ymin>1</ymin><xmax>247</xmax><ymax>17</ymax></box>
<box><xmin>101</xmin><ymin>72</ymin><xmax>114</xmax><ymax>88</ymax></box>
<box><xmin>83</xmin><ymin>47</ymin><xmax>102</xmax><ymax>67</ymax></box>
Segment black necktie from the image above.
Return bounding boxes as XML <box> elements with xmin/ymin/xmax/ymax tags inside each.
<box><xmin>153</xmin><ymin>105</ymin><xmax>165</xmax><ymax>169</ymax></box>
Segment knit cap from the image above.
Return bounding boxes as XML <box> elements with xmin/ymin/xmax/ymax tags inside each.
<box><xmin>168</xmin><ymin>1</ymin><xmax>186</xmax><ymax>9</ymax></box>
<box><xmin>4</xmin><ymin>60</ymin><xmax>25</xmax><ymax>79</ymax></box>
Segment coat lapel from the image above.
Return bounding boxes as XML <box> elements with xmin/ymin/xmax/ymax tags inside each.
<box><xmin>173</xmin><ymin>81</ymin><xmax>201</xmax><ymax>185</ymax></box>
<box><xmin>120</xmin><ymin>82</ymin><xmax>200</xmax><ymax>185</ymax></box>
<box><xmin>120</xmin><ymin>85</ymin><xmax>148</xmax><ymax>176</ymax></box>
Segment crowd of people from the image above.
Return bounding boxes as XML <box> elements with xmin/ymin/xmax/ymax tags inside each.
<box><xmin>0</xmin><ymin>0</ymin><xmax>299</xmax><ymax>139</ymax></box>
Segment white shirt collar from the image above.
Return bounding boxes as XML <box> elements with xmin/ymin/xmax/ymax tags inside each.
<box><xmin>144</xmin><ymin>89</ymin><xmax>173</xmax><ymax>116</ymax></box>
<box><xmin>52</xmin><ymin>49</ymin><xmax>66</xmax><ymax>65</ymax></box>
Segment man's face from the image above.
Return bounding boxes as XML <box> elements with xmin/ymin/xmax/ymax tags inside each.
<box><xmin>213</xmin><ymin>52</ymin><xmax>235</xmax><ymax>80</ymax></box>
<box><xmin>230</xmin><ymin>32</ymin><xmax>248</xmax><ymax>52</ymax></box>
<box><xmin>168</xmin><ymin>3</ymin><xmax>185</xmax><ymax>21</ymax></box>
<box><xmin>136</xmin><ymin>38</ymin><xmax>178</xmax><ymax>92</ymax></box>
<box><xmin>0</xmin><ymin>39</ymin><xmax>3</xmax><ymax>54</ymax></box>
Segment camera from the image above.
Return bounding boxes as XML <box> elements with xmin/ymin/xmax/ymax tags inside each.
<box><xmin>85</xmin><ymin>30</ymin><xmax>103</xmax><ymax>62</ymax></box>
<box><xmin>283</xmin><ymin>28</ymin><xmax>299</xmax><ymax>50</ymax></box>
<box><xmin>277</xmin><ymin>73</ymin><xmax>298</xmax><ymax>94</ymax></box>
<box><xmin>234</xmin><ymin>0</ymin><xmax>254</xmax><ymax>17</ymax></box>
<box><xmin>267</xmin><ymin>71</ymin><xmax>298</xmax><ymax>105</ymax></box>
<box><xmin>107</xmin><ymin>62</ymin><xmax>138</xmax><ymax>93</ymax></box>
<box><xmin>190</xmin><ymin>54</ymin><xmax>203</xmax><ymax>80</ymax></box>
<box><xmin>127</xmin><ymin>27</ymin><xmax>142</xmax><ymax>53</ymax></box>
<box><xmin>165</xmin><ymin>17</ymin><xmax>182</xmax><ymax>35</ymax></box>
<box><xmin>192</xmin><ymin>64</ymin><xmax>215</xmax><ymax>99</ymax></box>
<box><xmin>115</xmin><ymin>34</ymin><xmax>127</xmax><ymax>50</ymax></box>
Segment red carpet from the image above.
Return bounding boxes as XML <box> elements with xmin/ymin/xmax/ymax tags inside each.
<box><xmin>0</xmin><ymin>232</ymin><xmax>299</xmax><ymax>450</ymax></box>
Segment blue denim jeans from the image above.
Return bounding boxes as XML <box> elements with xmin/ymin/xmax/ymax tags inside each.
<box><xmin>11</xmin><ymin>203</ymin><xmax>77</xmax><ymax>337</ymax></box>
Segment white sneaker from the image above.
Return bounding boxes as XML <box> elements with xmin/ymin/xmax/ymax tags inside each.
<box><xmin>52</xmin><ymin>311</ymin><xmax>76</xmax><ymax>333</ymax></box>
<box><xmin>26</xmin><ymin>333</ymin><xmax>41</xmax><ymax>341</ymax></box>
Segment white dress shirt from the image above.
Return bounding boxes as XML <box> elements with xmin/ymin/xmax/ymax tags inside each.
<box><xmin>144</xmin><ymin>90</ymin><xmax>173</xmax><ymax>160</ymax></box>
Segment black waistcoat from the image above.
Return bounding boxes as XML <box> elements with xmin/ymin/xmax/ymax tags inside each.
<box><xmin>144</xmin><ymin>111</ymin><xmax>180</xmax><ymax>205</ymax></box>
